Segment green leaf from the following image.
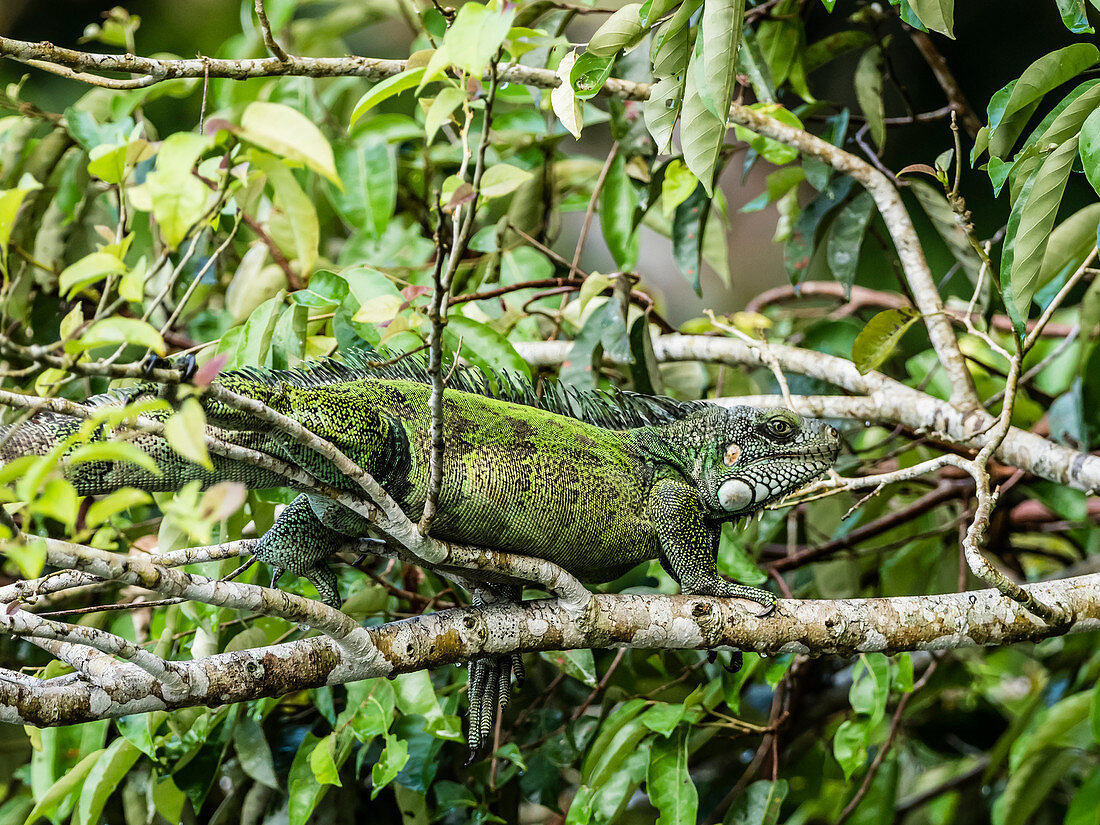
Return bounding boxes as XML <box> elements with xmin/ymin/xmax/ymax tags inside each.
<box><xmin>988</xmin><ymin>44</ymin><xmax>1100</xmax><ymax>158</ymax></box>
<box><xmin>330</xmin><ymin>139</ymin><xmax>397</xmax><ymax>238</ymax></box>
<box><xmin>1065</xmin><ymin>765</ymin><xmax>1100</xmax><ymax>825</ymax></box>
<box><xmin>552</xmin><ymin>51</ymin><xmax>584</xmax><ymax>139</ymax></box>
<box><xmin>640</xmin><ymin>703</ymin><xmax>686</xmax><ymax>737</ymax></box>
<box><xmin>1001</xmin><ymin>136</ymin><xmax>1079</xmax><ymax>332</ymax></box>
<box><xmin>1055</xmin><ymin>0</ymin><xmax>1095</xmax><ymax>33</ymax></box>
<box><xmin>539</xmin><ymin>649</ymin><xmax>598</xmax><ymax>687</ymax></box>
<box><xmin>309</xmin><ymin>734</ymin><xmax>343</xmax><ymax>786</ymax></box>
<box><xmin>370</xmin><ymin>734</ymin><xmax>409</xmax><ymax>798</ymax></box>
<box><xmin>444</xmin><ymin>314</ymin><xmax>531</xmax><ymax>379</ymax></box>
<box><xmin>586</xmin><ymin>3</ymin><xmax>644</xmax><ymax>57</ymax></box>
<box><xmin>233</xmin><ymin>715</ymin><xmax>279</xmax><ymax>789</ymax></box>
<box><xmin>647</xmin><ymin>729</ymin><xmax>697</xmax><ymax>825</ymax></box>
<box><xmin>672</xmin><ymin>183</ymin><xmax>709</xmax><ymax>292</ymax></box>
<box><xmin>67</xmin><ymin>441</ymin><xmax>161</xmax><ymax>477</ymax></box>
<box><xmin>755</xmin><ymin>0</ymin><xmax>799</xmax><ymax>88</ymax></box>
<box><xmin>849</xmin><ymin>654</ymin><xmax>890</xmax><ymax>723</ymax></box>
<box><xmin>1037</xmin><ymin>204</ymin><xmax>1100</xmax><ymax>298</ymax></box>
<box><xmin>851</xmin><ymin>308</ymin><xmax>921</xmax><ymax>375</ymax></box>
<box><xmin>1093</xmin><ymin>680</ymin><xmax>1100</xmax><ymax>743</ymax></box>
<box><xmin>164</xmin><ymin>397</ymin><xmax>212</xmax><ymax>470</ymax></box>
<box><xmin>144</xmin><ymin>132</ymin><xmax>213</xmax><ymax>249</ymax></box>
<box><xmin>600</xmin><ymin>153</ymin><xmax>639</xmax><ymax>269</ymax></box>
<box><xmin>253</xmin><ymin>152</ymin><xmax>319</xmax><ymax>275</ymax></box>
<box><xmin>22</xmin><ymin>747</ymin><xmax>103</xmax><ymax>825</ymax></box>
<box><xmin>424</xmin><ymin>86</ymin><xmax>466</xmax><ymax>143</ymax></box>
<box><xmin>571</xmin><ymin>52</ymin><xmax>616</xmax><ymax>100</ymax></box>
<box><xmin>722</xmin><ymin>779</ymin><xmax>789</xmax><ymax>825</ymax></box>
<box><xmin>351</xmin><ymin>68</ymin><xmax>427</xmax><ymax>125</ymax></box>
<box><xmin>58</xmin><ymin>251</ymin><xmax>128</xmax><ymax>298</ymax></box>
<box><xmin>855</xmin><ymin>46</ymin><xmax>885</xmax><ymax>149</ymax></box>
<box><xmin>732</xmin><ymin>104</ymin><xmax>803</xmax><ymax>165</ymax></box>
<box><xmin>581</xmin><ymin>698</ymin><xmax>648</xmax><ymax>785</ymax></box>
<box><xmin>288</xmin><ymin>733</ymin><xmax>329</xmax><ymax>825</ymax></box>
<box><xmin>994</xmin><ymin>748</ymin><xmax>1078</xmax><ymax>825</ymax></box>
<box><xmin>908</xmin><ymin>179</ymin><xmax>982</xmax><ymax>281</ymax></box>
<box><xmin>86</xmin><ymin>488</ymin><xmax>153</xmax><ymax>527</ymax></box>
<box><xmin>436</xmin><ymin>2</ymin><xmax>516</xmax><ymax>77</ymax></box>
<box><xmin>825</xmin><ymin>191</ymin><xmax>875</xmax><ymax>294</ymax></box>
<box><xmin>680</xmin><ymin>35</ymin><xmax>726</xmax><ymax>195</ymax></box>
<box><xmin>832</xmin><ymin>718</ymin><xmax>869</xmax><ymax>780</ymax></box>
<box><xmin>240</xmin><ymin>102</ymin><xmax>339</xmax><ymax>185</ymax></box>
<box><xmin>75</xmin><ymin>316</ymin><xmax>165</xmax><ymax>356</ymax></box>
<box><xmin>907</xmin><ymin>0</ymin><xmax>955</xmax><ymax>37</ymax></box>
<box><xmin>479</xmin><ymin>163</ymin><xmax>533</xmax><ymax>199</ymax></box>
<box><xmin>643</xmin><ymin>75</ymin><xmax>686</xmax><ymax>155</ymax></box>
<box><xmin>0</xmin><ymin>173</ymin><xmax>42</xmax><ymax>271</ymax></box>
<box><xmin>1081</xmin><ymin>106</ymin><xmax>1100</xmax><ymax>197</ymax></box>
<box><xmin>73</xmin><ymin>738</ymin><xmax>140</xmax><ymax>825</ymax></box>
<box><xmin>697</xmin><ymin>0</ymin><xmax>745</xmax><ymax>120</ymax></box>
<box><xmin>660</xmin><ymin>160</ymin><xmax>699</xmax><ymax>217</ymax></box>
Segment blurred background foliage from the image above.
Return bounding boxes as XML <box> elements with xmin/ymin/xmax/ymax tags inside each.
<box><xmin>0</xmin><ymin>0</ymin><xmax>1099</xmax><ymax>823</ymax></box>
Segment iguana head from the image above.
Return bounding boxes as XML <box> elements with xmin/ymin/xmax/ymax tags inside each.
<box><xmin>683</xmin><ymin>406</ymin><xmax>841</xmax><ymax>517</ymax></box>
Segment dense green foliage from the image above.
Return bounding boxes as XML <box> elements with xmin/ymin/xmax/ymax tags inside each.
<box><xmin>1</xmin><ymin>0</ymin><xmax>1100</xmax><ymax>823</ymax></box>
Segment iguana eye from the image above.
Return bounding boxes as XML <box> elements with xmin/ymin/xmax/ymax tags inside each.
<box><xmin>768</xmin><ymin>419</ymin><xmax>793</xmax><ymax>437</ymax></box>
<box><xmin>723</xmin><ymin>443</ymin><xmax>740</xmax><ymax>465</ymax></box>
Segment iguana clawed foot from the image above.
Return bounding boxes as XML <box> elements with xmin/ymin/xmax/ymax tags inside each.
<box><xmin>465</xmin><ymin>653</ymin><xmax>525</xmax><ymax>762</ymax></box>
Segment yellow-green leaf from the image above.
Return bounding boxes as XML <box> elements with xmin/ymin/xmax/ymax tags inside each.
<box><xmin>552</xmin><ymin>51</ymin><xmax>583</xmax><ymax>139</ymax></box>
<box><xmin>59</xmin><ymin>251</ymin><xmax>128</xmax><ymax>298</ymax></box>
<box><xmin>852</xmin><ymin>308</ymin><xmax>921</xmax><ymax>375</ymax></box>
<box><xmin>351</xmin><ymin>68</ymin><xmax>427</xmax><ymax>125</ymax></box>
<box><xmin>479</xmin><ymin>164</ymin><xmax>533</xmax><ymax>198</ymax></box>
<box><xmin>75</xmin><ymin>316</ymin><xmax>165</xmax><ymax>356</ymax></box>
<box><xmin>241</xmin><ymin>102</ymin><xmax>340</xmax><ymax>185</ymax></box>
<box><xmin>67</xmin><ymin>441</ymin><xmax>162</xmax><ymax>477</ymax></box>
<box><xmin>586</xmin><ymin>3</ymin><xmax>644</xmax><ymax>57</ymax></box>
<box><xmin>164</xmin><ymin>397</ymin><xmax>212</xmax><ymax>469</ymax></box>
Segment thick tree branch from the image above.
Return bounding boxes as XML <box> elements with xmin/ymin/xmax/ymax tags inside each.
<box><xmin>1</xmin><ymin>573</ymin><xmax>1095</xmax><ymax>727</ymax></box>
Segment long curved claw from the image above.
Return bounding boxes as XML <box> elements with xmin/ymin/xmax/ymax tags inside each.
<box><xmin>464</xmin><ymin>654</ymin><xmax>523</xmax><ymax>762</ymax></box>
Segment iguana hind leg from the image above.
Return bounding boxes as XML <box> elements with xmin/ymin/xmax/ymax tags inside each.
<box><xmin>465</xmin><ymin>584</ymin><xmax>525</xmax><ymax>761</ymax></box>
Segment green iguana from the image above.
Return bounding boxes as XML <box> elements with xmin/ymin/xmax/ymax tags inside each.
<box><xmin>0</xmin><ymin>351</ymin><xmax>841</xmax><ymax>753</ymax></box>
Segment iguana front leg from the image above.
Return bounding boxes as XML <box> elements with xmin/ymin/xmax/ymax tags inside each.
<box><xmin>254</xmin><ymin>494</ymin><xmax>348</xmax><ymax>607</ymax></box>
<box><xmin>650</xmin><ymin>476</ymin><xmax>776</xmax><ymax>615</ymax></box>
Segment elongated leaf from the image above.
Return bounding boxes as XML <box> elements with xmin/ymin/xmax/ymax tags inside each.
<box><xmin>329</xmin><ymin>139</ymin><xmax>397</xmax><ymax>237</ymax></box>
<box><xmin>552</xmin><ymin>51</ymin><xmax>583</xmax><ymax>139</ymax></box>
<box><xmin>441</xmin><ymin>2</ymin><xmax>516</xmax><ymax>76</ymax></box>
<box><xmin>723</xmin><ymin>779</ymin><xmax>789</xmax><ymax>825</ymax></box>
<box><xmin>784</xmin><ymin>174</ymin><xmax>854</xmax><ymax>280</ymax></box>
<box><xmin>586</xmin><ymin>3</ymin><xmax>644</xmax><ymax>57</ymax></box>
<box><xmin>908</xmin><ymin>0</ymin><xmax>955</xmax><ymax>37</ymax></box>
<box><xmin>755</xmin><ymin>0</ymin><xmax>799</xmax><ymax>88</ymax></box>
<box><xmin>672</xmin><ymin>183</ymin><xmax>709</xmax><ymax>291</ymax></box>
<box><xmin>570</xmin><ymin>52</ymin><xmax>616</xmax><ymax>99</ymax></box>
<box><xmin>241</xmin><ymin>102</ymin><xmax>338</xmax><ymax>185</ymax></box>
<box><xmin>680</xmin><ymin>39</ymin><xmax>726</xmax><ymax>195</ymax></box>
<box><xmin>1001</xmin><ymin>136</ymin><xmax>1079</xmax><ymax>331</ymax></box>
<box><xmin>350</xmin><ymin>68</ymin><xmax>427</xmax><ymax>125</ymax></box>
<box><xmin>0</xmin><ymin>173</ymin><xmax>42</xmax><ymax>271</ymax></box>
<box><xmin>165</xmin><ymin>397</ymin><xmax>212</xmax><ymax>470</ymax></box>
<box><xmin>698</xmin><ymin>0</ymin><xmax>745</xmax><ymax>120</ymax></box>
<box><xmin>22</xmin><ymin>748</ymin><xmax>104</xmax><ymax>825</ymax></box>
<box><xmin>74</xmin><ymin>738</ymin><xmax>140</xmax><ymax>825</ymax></box>
<box><xmin>825</xmin><ymin>191</ymin><xmax>875</xmax><ymax>294</ymax></box>
<box><xmin>855</xmin><ymin>46</ymin><xmax>885</xmax><ymax>149</ymax></box>
<box><xmin>647</xmin><ymin>729</ymin><xmax>697</xmax><ymax>825</ymax></box>
<box><xmin>600</xmin><ymin>153</ymin><xmax>639</xmax><ymax>269</ymax></box>
<box><xmin>908</xmin><ymin>179</ymin><xmax>982</xmax><ymax>280</ymax></box>
<box><xmin>1082</xmin><ymin>107</ymin><xmax>1100</xmax><ymax>197</ymax></box>
<box><xmin>1037</xmin><ymin>204</ymin><xmax>1100</xmax><ymax>299</ymax></box>
<box><xmin>253</xmin><ymin>153</ymin><xmax>320</xmax><ymax>275</ymax></box>
<box><xmin>75</xmin><ymin>316</ymin><xmax>165</xmax><ymax>356</ymax></box>
<box><xmin>59</xmin><ymin>251</ymin><xmax>128</xmax><ymax>297</ymax></box>
<box><xmin>643</xmin><ymin>75</ymin><xmax>685</xmax><ymax>154</ymax></box>
<box><xmin>67</xmin><ymin>441</ymin><xmax>161</xmax><ymax>476</ymax></box>
<box><xmin>1055</xmin><ymin>0</ymin><xmax>1095</xmax><ymax>33</ymax></box>
<box><xmin>988</xmin><ymin>43</ymin><xmax>1100</xmax><ymax>158</ymax></box>
<box><xmin>444</xmin><ymin>314</ymin><xmax>531</xmax><ymax>379</ymax></box>
<box><xmin>852</xmin><ymin>308</ymin><xmax>920</xmax><ymax>375</ymax></box>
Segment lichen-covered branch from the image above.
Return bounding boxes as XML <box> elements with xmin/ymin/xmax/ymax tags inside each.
<box><xmin>1</xmin><ymin>572</ymin><xmax>1095</xmax><ymax>727</ymax></box>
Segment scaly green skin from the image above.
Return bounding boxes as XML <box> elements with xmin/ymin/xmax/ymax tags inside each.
<box><xmin>0</xmin><ymin>357</ymin><xmax>841</xmax><ymax>753</ymax></box>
